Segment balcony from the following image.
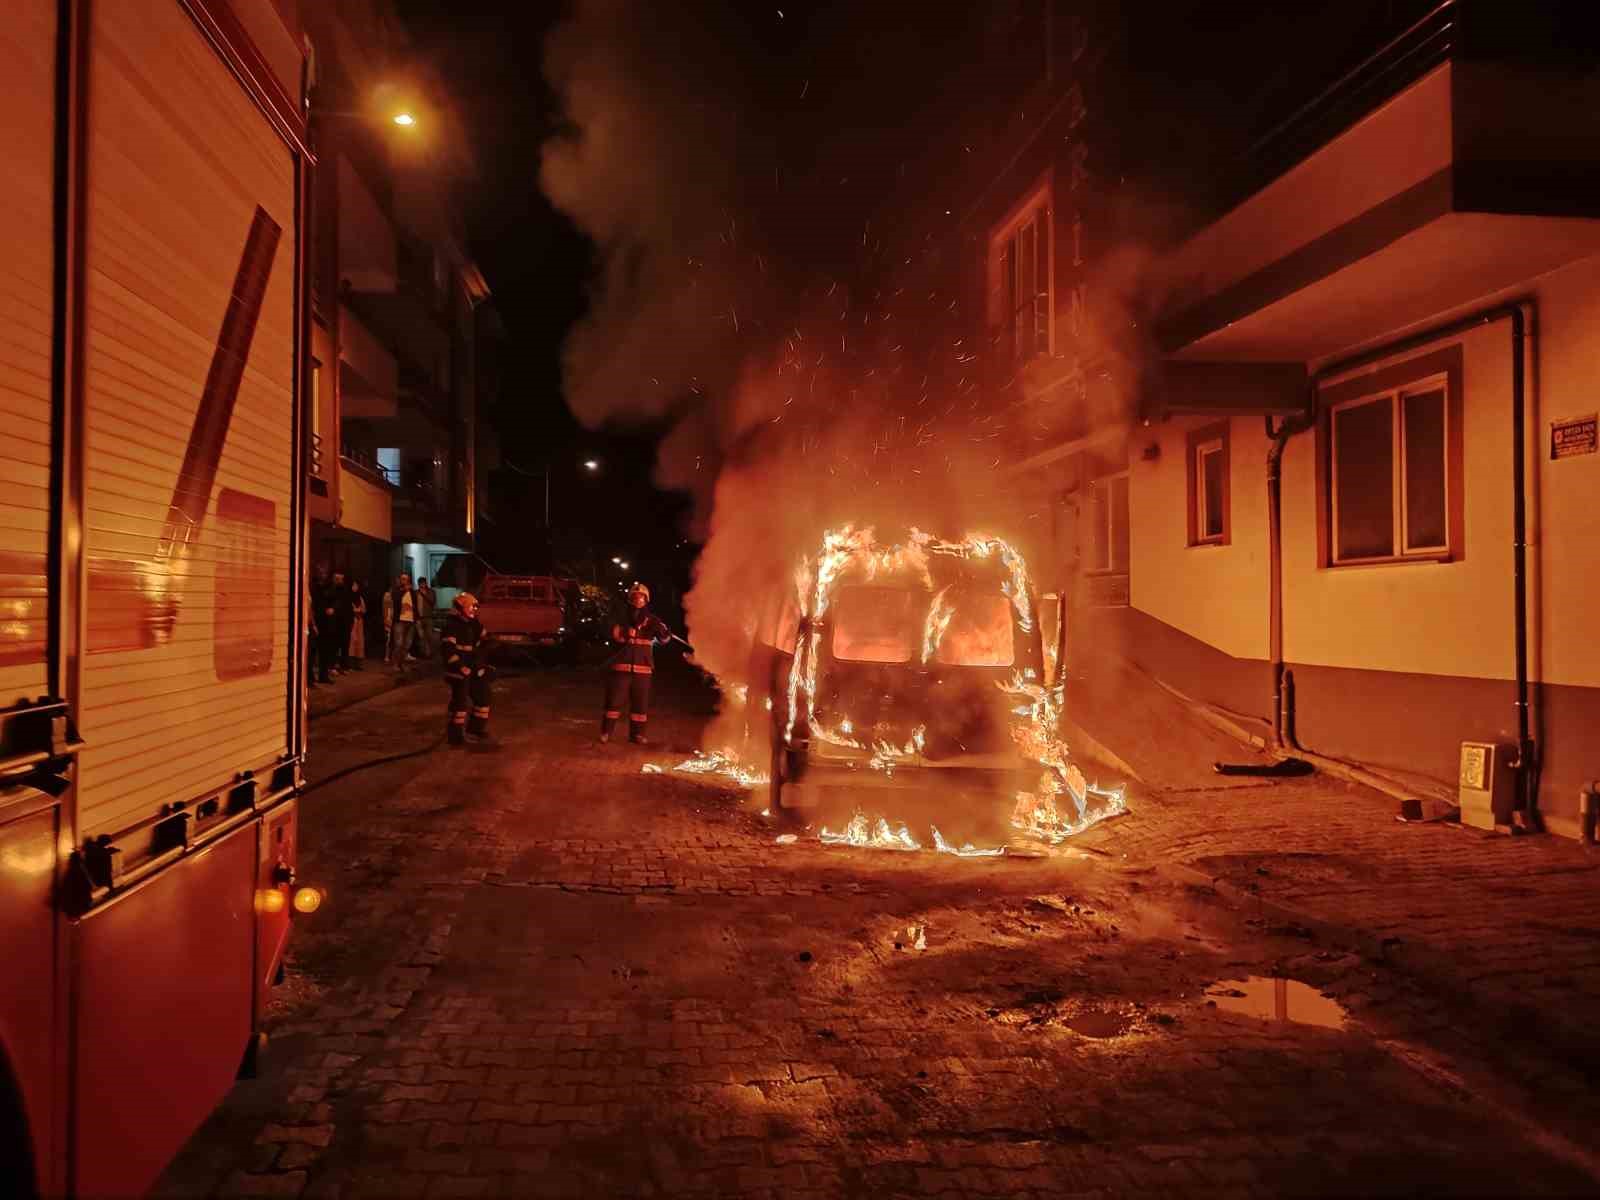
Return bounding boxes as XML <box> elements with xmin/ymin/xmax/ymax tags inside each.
<box><xmin>336</xmin><ymin>449</ymin><xmax>394</xmax><ymax>543</ymax></box>
<box><xmin>340</xmin><ymin>233</ymin><xmax>452</xmax><ymax>379</ymax></box>
<box><xmin>1154</xmin><ymin>0</ymin><xmax>1600</xmax><ymax>366</ymax></box>
<box><xmin>392</xmin><ymin>475</ymin><xmax>465</xmax><ymax>547</ymax></box>
<box><xmin>339</xmin><ymin>303</ymin><xmax>398</xmax><ymax>420</ymax></box>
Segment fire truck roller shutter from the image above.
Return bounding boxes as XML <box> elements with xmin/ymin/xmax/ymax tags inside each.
<box><xmin>76</xmin><ymin>0</ymin><xmax>296</xmax><ymax>845</ymax></box>
<box><xmin>0</xmin><ymin>0</ymin><xmax>58</xmax><ymax>713</ymax></box>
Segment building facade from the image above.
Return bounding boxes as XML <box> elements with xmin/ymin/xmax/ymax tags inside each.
<box><xmin>912</xmin><ymin>0</ymin><xmax>1600</xmax><ymax>836</ymax></box>
<box><xmin>291</xmin><ymin>0</ymin><xmax>499</xmax><ymax>605</ymax></box>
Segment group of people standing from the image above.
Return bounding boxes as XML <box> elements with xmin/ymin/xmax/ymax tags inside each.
<box><xmin>307</xmin><ymin>569</ymin><xmax>678</xmax><ymax>752</ymax></box>
<box><xmin>309</xmin><ymin>567</ymin><xmax>438</xmax><ymax>684</ymax></box>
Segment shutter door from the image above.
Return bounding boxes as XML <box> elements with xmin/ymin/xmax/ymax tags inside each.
<box><xmin>0</xmin><ymin>0</ymin><xmax>57</xmax><ymax>710</ymax></box>
<box><xmin>78</xmin><ymin>0</ymin><xmax>296</xmax><ymax>842</ymax></box>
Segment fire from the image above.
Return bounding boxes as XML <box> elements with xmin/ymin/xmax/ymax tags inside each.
<box><xmin>867</xmin><ymin>724</ymin><xmax>926</xmax><ymax>775</ymax></box>
<box><xmin>782</xmin><ymin>525</ymin><xmax>1040</xmax><ymax>749</ymax></box>
<box><xmin>999</xmin><ymin>671</ymin><xmax>1127</xmax><ymax>842</ymax></box>
<box><xmin>819</xmin><ymin>810</ymin><xmax>922</xmax><ymax>851</ymax></box>
<box><xmin>641</xmin><ymin>748</ymin><xmax>770</xmax><ymax>789</ymax></box>
<box><xmin>931</xmin><ymin>827</ymin><xmax>1005</xmax><ymax>858</ymax></box>
<box><xmin>921</xmin><ymin>585</ymin><xmax>955</xmax><ymax>661</ymax></box>
<box><xmin>767</xmin><ymin>525</ymin><xmax>1126</xmax><ymax>856</ymax></box>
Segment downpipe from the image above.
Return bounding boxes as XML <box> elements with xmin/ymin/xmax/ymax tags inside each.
<box><xmin>1268</xmin><ymin>302</ymin><xmax>1537</xmax><ymax>821</ymax></box>
<box><xmin>1266</xmin><ymin>410</ymin><xmax>1314</xmax><ymax>752</ymax></box>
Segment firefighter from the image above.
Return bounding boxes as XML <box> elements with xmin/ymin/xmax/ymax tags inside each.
<box><xmin>601</xmin><ymin>583</ymin><xmax>671</xmax><ymax>744</ymax></box>
<box><xmin>442</xmin><ymin>591</ymin><xmax>494</xmax><ymax>746</ymax></box>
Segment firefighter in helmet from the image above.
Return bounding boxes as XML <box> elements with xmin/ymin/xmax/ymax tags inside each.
<box><xmin>602</xmin><ymin>582</ymin><xmax>671</xmax><ymax>744</ymax></box>
<box><xmin>443</xmin><ymin>591</ymin><xmax>494</xmax><ymax>746</ymax></box>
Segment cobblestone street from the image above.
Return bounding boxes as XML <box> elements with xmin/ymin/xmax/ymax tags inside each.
<box><xmin>157</xmin><ymin>662</ymin><xmax>1600</xmax><ymax>1199</ymax></box>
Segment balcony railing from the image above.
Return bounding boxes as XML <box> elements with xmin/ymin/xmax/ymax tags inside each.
<box><xmin>339</xmin><ymin>443</ymin><xmax>398</xmax><ymax>488</ymax></box>
<box><xmin>1217</xmin><ymin>0</ymin><xmax>1460</xmax><ymax>213</ymax></box>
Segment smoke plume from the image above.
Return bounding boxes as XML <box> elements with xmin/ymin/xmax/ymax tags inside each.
<box><xmin>538</xmin><ymin>2</ymin><xmax>1159</xmax><ymax>719</ymax></box>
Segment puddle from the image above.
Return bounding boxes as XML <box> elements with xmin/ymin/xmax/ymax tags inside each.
<box><xmin>1064</xmin><ymin>1010</ymin><xmax>1134</xmax><ymax>1039</ymax></box>
<box><xmin>1205</xmin><ymin>976</ymin><xmax>1347</xmax><ymax>1029</ymax></box>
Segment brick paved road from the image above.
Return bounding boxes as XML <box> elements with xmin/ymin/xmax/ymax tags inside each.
<box><xmin>1065</xmin><ymin>651</ymin><xmax>1600</xmax><ymax>1155</ymax></box>
<box><xmin>156</xmin><ymin>662</ymin><xmax>1600</xmax><ymax>1198</ymax></box>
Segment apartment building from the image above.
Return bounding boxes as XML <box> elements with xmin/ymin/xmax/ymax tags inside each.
<box><xmin>292</xmin><ymin>0</ymin><xmax>499</xmax><ymax>599</ymax></box>
<box><xmin>901</xmin><ymin>0</ymin><xmax>1600</xmax><ymax>836</ymax></box>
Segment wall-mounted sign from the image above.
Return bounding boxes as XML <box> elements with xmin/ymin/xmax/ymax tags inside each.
<box><xmin>1551</xmin><ymin>413</ymin><xmax>1597</xmax><ymax>460</ymax></box>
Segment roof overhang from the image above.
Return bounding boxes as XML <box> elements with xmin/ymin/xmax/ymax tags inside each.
<box><xmin>1155</xmin><ymin>59</ymin><xmax>1600</xmax><ymax>364</ymax></box>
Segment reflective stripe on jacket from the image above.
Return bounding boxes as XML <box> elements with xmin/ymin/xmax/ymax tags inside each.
<box><xmin>442</xmin><ymin>613</ymin><xmax>485</xmax><ymax>677</ymax></box>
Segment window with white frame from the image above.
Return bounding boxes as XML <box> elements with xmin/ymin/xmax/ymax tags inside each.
<box><xmin>1186</xmin><ymin>422</ymin><xmax>1229</xmax><ymax>546</ymax></box>
<box><xmin>1086</xmin><ymin>473</ymin><xmax>1129</xmax><ymax>573</ymax></box>
<box><xmin>1330</xmin><ymin>377</ymin><xmax>1449</xmax><ymax>563</ymax></box>
<box><xmin>1197</xmin><ymin>441</ymin><xmax>1225</xmax><ymax>539</ymax></box>
<box><xmin>991</xmin><ymin>196</ymin><xmax>1051</xmax><ymax>365</ymax></box>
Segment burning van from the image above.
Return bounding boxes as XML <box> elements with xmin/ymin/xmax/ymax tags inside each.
<box><xmin>741</xmin><ymin>527</ymin><xmax>1118</xmax><ymax>847</ymax></box>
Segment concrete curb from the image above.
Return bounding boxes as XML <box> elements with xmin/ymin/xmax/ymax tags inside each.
<box><xmin>1143</xmin><ymin>670</ymin><xmax>1453</xmax><ymax>808</ymax></box>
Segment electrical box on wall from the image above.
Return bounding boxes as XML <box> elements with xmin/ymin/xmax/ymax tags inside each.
<box><xmin>1458</xmin><ymin>742</ymin><xmax>1516</xmax><ymax>830</ymax></box>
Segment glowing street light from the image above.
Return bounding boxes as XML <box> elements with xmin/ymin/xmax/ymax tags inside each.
<box><xmin>392</xmin><ymin>111</ymin><xmax>416</xmax><ymax>127</ymax></box>
<box><xmin>619</xmin><ymin>561</ymin><xmax>630</xmax><ymax>571</ymax></box>
<box><xmin>583</xmin><ymin>459</ymin><xmax>599</xmax><ymax>471</ymax></box>
<box><xmin>611</xmin><ymin>557</ymin><xmax>621</xmax><ymax>564</ymax></box>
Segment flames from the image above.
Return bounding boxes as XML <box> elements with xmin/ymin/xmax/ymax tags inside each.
<box><xmin>819</xmin><ymin>811</ymin><xmax>922</xmax><ymax>851</ymax></box>
<box><xmin>642</xmin><ymin>748</ymin><xmax>770</xmax><ymax>789</ymax></box>
<box><xmin>657</xmin><ymin>524</ymin><xmax>1125</xmax><ymax>859</ymax></box>
<box><xmin>867</xmin><ymin>724</ymin><xmax>926</xmax><ymax>775</ymax></box>
<box><xmin>921</xmin><ymin>586</ymin><xmax>955</xmax><ymax>662</ymax></box>
<box><xmin>775</xmin><ymin>526</ymin><xmax>1127</xmax><ymax>855</ymax></box>
<box><xmin>782</xmin><ymin>525</ymin><xmax>1039</xmax><ymax>751</ymax></box>
<box><xmin>1000</xmin><ymin>671</ymin><xmax>1127</xmax><ymax>842</ymax></box>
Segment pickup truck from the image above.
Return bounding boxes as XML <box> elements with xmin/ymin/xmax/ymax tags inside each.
<box><xmin>476</xmin><ymin>574</ymin><xmax>579</xmax><ymax>664</ymax></box>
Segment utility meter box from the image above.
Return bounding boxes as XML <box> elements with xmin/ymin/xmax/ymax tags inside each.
<box><xmin>1458</xmin><ymin>742</ymin><xmax>1516</xmax><ymax>830</ymax></box>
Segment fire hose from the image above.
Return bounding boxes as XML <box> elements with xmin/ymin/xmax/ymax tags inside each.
<box><xmin>301</xmin><ymin>735</ymin><xmax>447</xmax><ymax>796</ymax></box>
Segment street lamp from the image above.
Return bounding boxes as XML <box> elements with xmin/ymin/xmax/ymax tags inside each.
<box><xmin>611</xmin><ymin>556</ymin><xmax>621</xmax><ymax>564</ymax></box>
<box><xmin>502</xmin><ymin>456</ymin><xmax>600</xmax><ymax>526</ymax></box>
<box><xmin>314</xmin><ymin>108</ymin><xmax>418</xmax><ymax>130</ymax></box>
<box><xmin>619</xmin><ymin>561</ymin><xmax>630</xmax><ymax>571</ymax></box>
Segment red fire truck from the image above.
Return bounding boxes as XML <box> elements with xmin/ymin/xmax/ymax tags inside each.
<box><xmin>0</xmin><ymin>3</ymin><xmax>313</xmax><ymax>1196</ymax></box>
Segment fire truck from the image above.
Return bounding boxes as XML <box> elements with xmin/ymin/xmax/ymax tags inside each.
<box><xmin>0</xmin><ymin>3</ymin><xmax>314</xmax><ymax>1196</ymax></box>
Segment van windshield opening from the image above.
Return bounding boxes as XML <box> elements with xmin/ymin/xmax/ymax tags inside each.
<box><xmin>934</xmin><ymin>592</ymin><xmax>1014</xmax><ymax>667</ymax></box>
<box><xmin>832</xmin><ymin>587</ymin><xmax>915</xmax><ymax>663</ymax></box>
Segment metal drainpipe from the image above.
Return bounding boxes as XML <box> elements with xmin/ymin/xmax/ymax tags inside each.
<box><xmin>1288</xmin><ymin>300</ymin><xmax>1538</xmax><ymax>818</ymax></box>
<box><xmin>1266</xmin><ymin>410</ymin><xmax>1314</xmax><ymax>750</ymax></box>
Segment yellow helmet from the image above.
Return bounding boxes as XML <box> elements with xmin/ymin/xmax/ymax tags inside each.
<box><xmin>628</xmin><ymin>582</ymin><xmax>650</xmax><ymax>603</ymax></box>
<box><xmin>454</xmin><ymin>591</ymin><xmax>478</xmax><ymax>613</ymax></box>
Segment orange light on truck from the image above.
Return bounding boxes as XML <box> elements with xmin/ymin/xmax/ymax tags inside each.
<box><xmin>257</xmin><ymin>889</ymin><xmax>286</xmax><ymax>914</ymax></box>
<box><xmin>292</xmin><ymin>886</ymin><xmax>323</xmax><ymax>915</ymax></box>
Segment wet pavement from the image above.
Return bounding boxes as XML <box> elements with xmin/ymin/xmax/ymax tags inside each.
<box><xmin>156</xmin><ymin>661</ymin><xmax>1600</xmax><ymax>1198</ymax></box>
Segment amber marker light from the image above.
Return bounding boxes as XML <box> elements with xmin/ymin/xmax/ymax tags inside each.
<box><xmin>292</xmin><ymin>886</ymin><xmax>324</xmax><ymax>915</ymax></box>
<box><xmin>257</xmin><ymin>889</ymin><xmax>287</xmax><ymax>914</ymax></box>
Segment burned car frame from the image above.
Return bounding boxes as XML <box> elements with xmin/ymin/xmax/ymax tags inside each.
<box><xmin>741</xmin><ymin>527</ymin><xmax>1119</xmax><ymax>844</ymax></box>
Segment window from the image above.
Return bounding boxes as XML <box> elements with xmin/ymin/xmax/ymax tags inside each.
<box><xmin>831</xmin><ymin>587</ymin><xmax>915</xmax><ymax>664</ymax></box>
<box><xmin>1331</xmin><ymin>382</ymin><xmax>1447</xmax><ymax>562</ymax></box>
<box><xmin>1317</xmin><ymin>346</ymin><xmax>1463</xmax><ymax>567</ymax></box>
<box><xmin>1086</xmin><ymin>473</ymin><xmax>1129</xmax><ymax>573</ymax></box>
<box><xmin>1186</xmin><ymin>423</ymin><xmax>1230</xmax><ymax>546</ymax></box>
<box><xmin>989</xmin><ymin>184</ymin><xmax>1052</xmax><ymax>365</ymax></box>
<box><xmin>934</xmin><ymin>593</ymin><xmax>1014</xmax><ymax>668</ymax></box>
<box><xmin>376</xmin><ymin>447</ymin><xmax>401</xmax><ymax>482</ymax></box>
